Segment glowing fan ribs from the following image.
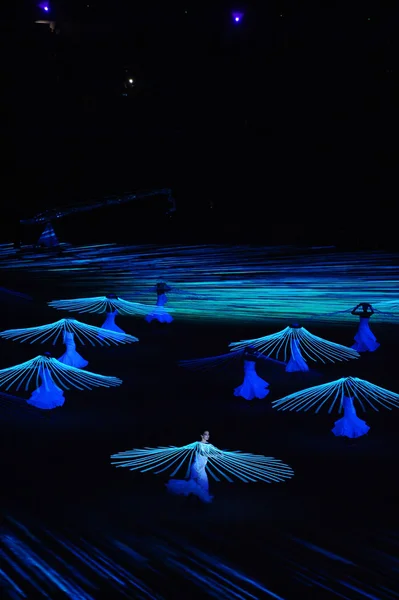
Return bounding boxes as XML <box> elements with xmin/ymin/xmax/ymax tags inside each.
<box><xmin>48</xmin><ymin>295</ymin><xmax>151</xmax><ymax>316</ymax></box>
<box><xmin>229</xmin><ymin>325</ymin><xmax>359</xmax><ymax>364</ymax></box>
<box><xmin>0</xmin><ymin>355</ymin><xmax>122</xmax><ymax>392</ymax></box>
<box><xmin>111</xmin><ymin>442</ymin><xmax>294</xmax><ymax>483</ymax></box>
<box><xmin>0</xmin><ymin>318</ymin><xmax>138</xmax><ymax>345</ymax></box>
<box><xmin>272</xmin><ymin>377</ymin><xmax>399</xmax><ymax>413</ymax></box>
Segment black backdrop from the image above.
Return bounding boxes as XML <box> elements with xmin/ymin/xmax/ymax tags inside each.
<box><xmin>6</xmin><ymin>2</ymin><xmax>399</xmax><ymax>247</ymax></box>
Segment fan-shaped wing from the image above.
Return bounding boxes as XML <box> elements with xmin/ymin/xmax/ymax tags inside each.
<box><xmin>0</xmin><ymin>355</ymin><xmax>122</xmax><ymax>392</ymax></box>
<box><xmin>205</xmin><ymin>445</ymin><xmax>294</xmax><ymax>483</ymax></box>
<box><xmin>297</xmin><ymin>328</ymin><xmax>359</xmax><ymax>364</ymax></box>
<box><xmin>111</xmin><ymin>443</ymin><xmax>198</xmax><ymax>477</ymax></box>
<box><xmin>48</xmin><ymin>297</ymin><xmax>110</xmax><ymax>314</ymax></box>
<box><xmin>114</xmin><ymin>298</ymin><xmax>164</xmax><ymax>316</ymax></box>
<box><xmin>229</xmin><ymin>327</ymin><xmax>359</xmax><ymax>364</ymax></box>
<box><xmin>272</xmin><ymin>376</ymin><xmax>399</xmax><ymax>413</ymax></box>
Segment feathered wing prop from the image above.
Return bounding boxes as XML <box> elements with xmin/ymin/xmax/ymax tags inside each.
<box><xmin>229</xmin><ymin>326</ymin><xmax>359</xmax><ymax>364</ymax></box>
<box><xmin>111</xmin><ymin>442</ymin><xmax>294</xmax><ymax>483</ymax></box>
<box><xmin>272</xmin><ymin>376</ymin><xmax>399</xmax><ymax>413</ymax></box>
<box><xmin>48</xmin><ymin>296</ymin><xmax>154</xmax><ymax>316</ymax></box>
<box><xmin>0</xmin><ymin>355</ymin><xmax>122</xmax><ymax>392</ymax></box>
<box><xmin>179</xmin><ymin>349</ymin><xmax>286</xmax><ymax>371</ymax></box>
<box><xmin>0</xmin><ymin>318</ymin><xmax>138</xmax><ymax>346</ymax></box>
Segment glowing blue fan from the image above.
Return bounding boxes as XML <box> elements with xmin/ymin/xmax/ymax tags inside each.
<box><xmin>229</xmin><ymin>323</ymin><xmax>359</xmax><ymax>372</ymax></box>
<box><xmin>48</xmin><ymin>294</ymin><xmax>152</xmax><ymax>316</ymax></box>
<box><xmin>0</xmin><ymin>353</ymin><xmax>122</xmax><ymax>410</ymax></box>
<box><xmin>111</xmin><ymin>441</ymin><xmax>294</xmax><ymax>484</ymax></box>
<box><xmin>0</xmin><ymin>354</ymin><xmax>122</xmax><ymax>392</ymax></box>
<box><xmin>48</xmin><ymin>293</ymin><xmax>162</xmax><ymax>334</ymax></box>
<box><xmin>0</xmin><ymin>318</ymin><xmax>139</xmax><ymax>369</ymax></box>
<box><xmin>0</xmin><ymin>318</ymin><xmax>138</xmax><ymax>346</ymax></box>
<box><xmin>272</xmin><ymin>376</ymin><xmax>399</xmax><ymax>413</ymax></box>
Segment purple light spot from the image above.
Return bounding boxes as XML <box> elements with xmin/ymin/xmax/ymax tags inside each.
<box><xmin>232</xmin><ymin>11</ymin><xmax>243</xmax><ymax>23</ymax></box>
<box><xmin>38</xmin><ymin>2</ymin><xmax>50</xmax><ymax>12</ymax></box>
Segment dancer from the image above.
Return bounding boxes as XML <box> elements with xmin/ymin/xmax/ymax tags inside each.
<box><xmin>167</xmin><ymin>430</ymin><xmax>214</xmax><ymax>503</ymax></box>
<box><xmin>48</xmin><ymin>293</ymin><xmax>151</xmax><ymax>335</ymax></box>
<box><xmin>272</xmin><ymin>376</ymin><xmax>399</xmax><ymax>437</ymax></box>
<box><xmin>180</xmin><ymin>346</ymin><xmax>285</xmax><ymax>400</ymax></box>
<box><xmin>111</xmin><ymin>431</ymin><xmax>294</xmax><ymax>503</ymax></box>
<box><xmin>132</xmin><ymin>280</ymin><xmax>206</xmax><ymax>324</ymax></box>
<box><xmin>58</xmin><ymin>331</ymin><xmax>88</xmax><ymax>368</ymax></box>
<box><xmin>0</xmin><ymin>317</ymin><xmax>138</xmax><ymax>368</ymax></box>
<box><xmin>350</xmin><ymin>303</ymin><xmax>379</xmax><ymax>352</ymax></box>
<box><xmin>229</xmin><ymin>323</ymin><xmax>360</xmax><ymax>373</ymax></box>
<box><xmin>0</xmin><ymin>352</ymin><xmax>122</xmax><ymax>410</ymax></box>
<box><xmin>331</xmin><ymin>395</ymin><xmax>370</xmax><ymax>439</ymax></box>
<box><xmin>145</xmin><ymin>282</ymin><xmax>174</xmax><ymax>324</ymax></box>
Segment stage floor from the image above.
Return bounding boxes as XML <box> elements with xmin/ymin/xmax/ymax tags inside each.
<box><xmin>0</xmin><ymin>244</ymin><xmax>399</xmax><ymax>599</ymax></box>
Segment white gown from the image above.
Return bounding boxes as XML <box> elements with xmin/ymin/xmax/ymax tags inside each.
<box><xmin>352</xmin><ymin>318</ymin><xmax>380</xmax><ymax>352</ymax></box>
<box><xmin>166</xmin><ymin>443</ymin><xmax>213</xmax><ymax>503</ymax></box>
<box><xmin>100</xmin><ymin>310</ymin><xmax>126</xmax><ymax>334</ymax></box>
<box><xmin>234</xmin><ymin>360</ymin><xmax>269</xmax><ymax>400</ymax></box>
<box><xmin>145</xmin><ymin>293</ymin><xmax>173</xmax><ymax>324</ymax></box>
<box><xmin>27</xmin><ymin>366</ymin><xmax>65</xmax><ymax>410</ymax></box>
<box><xmin>57</xmin><ymin>331</ymin><xmax>88</xmax><ymax>369</ymax></box>
<box><xmin>286</xmin><ymin>338</ymin><xmax>309</xmax><ymax>372</ymax></box>
<box><xmin>332</xmin><ymin>396</ymin><xmax>370</xmax><ymax>439</ymax></box>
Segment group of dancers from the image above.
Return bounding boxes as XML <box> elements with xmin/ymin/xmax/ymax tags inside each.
<box><xmin>1</xmin><ymin>281</ymin><xmax>397</xmax><ymax>503</ymax></box>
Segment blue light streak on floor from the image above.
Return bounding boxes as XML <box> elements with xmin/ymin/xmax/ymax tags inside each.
<box><xmin>1</xmin><ymin>518</ymin><xmax>399</xmax><ymax>599</ymax></box>
<box><xmin>0</xmin><ymin>244</ymin><xmax>398</xmax><ymax>325</ymax></box>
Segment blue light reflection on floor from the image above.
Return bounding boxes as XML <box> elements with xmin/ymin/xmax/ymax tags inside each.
<box><xmin>0</xmin><ymin>517</ymin><xmax>283</xmax><ymax>599</ymax></box>
<box><xmin>0</xmin><ymin>243</ymin><xmax>398</xmax><ymax>325</ymax></box>
<box><xmin>1</xmin><ymin>517</ymin><xmax>399</xmax><ymax>599</ymax></box>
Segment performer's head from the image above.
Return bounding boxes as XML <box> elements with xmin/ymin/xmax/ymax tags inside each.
<box><xmin>42</xmin><ymin>352</ymin><xmax>52</xmax><ymax>358</ymax></box>
<box><xmin>290</xmin><ymin>322</ymin><xmax>301</xmax><ymax>329</ymax></box>
<box><xmin>106</xmin><ymin>293</ymin><xmax>118</xmax><ymax>299</ymax></box>
<box><xmin>201</xmin><ymin>430</ymin><xmax>210</xmax><ymax>443</ymax></box>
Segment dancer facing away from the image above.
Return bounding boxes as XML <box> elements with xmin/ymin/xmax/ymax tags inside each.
<box><xmin>180</xmin><ymin>345</ymin><xmax>285</xmax><ymax>400</ymax></box>
<box><xmin>234</xmin><ymin>346</ymin><xmax>273</xmax><ymax>400</ymax></box>
<box><xmin>331</xmin><ymin>395</ymin><xmax>370</xmax><ymax>440</ymax></box>
<box><xmin>351</xmin><ymin>303</ymin><xmax>380</xmax><ymax>352</ymax></box>
<box><xmin>271</xmin><ymin>376</ymin><xmax>399</xmax><ymax>438</ymax></box>
<box><xmin>229</xmin><ymin>323</ymin><xmax>359</xmax><ymax>373</ymax></box>
<box><xmin>145</xmin><ymin>282</ymin><xmax>173</xmax><ymax>324</ymax></box>
<box><xmin>0</xmin><ymin>352</ymin><xmax>122</xmax><ymax>410</ymax></box>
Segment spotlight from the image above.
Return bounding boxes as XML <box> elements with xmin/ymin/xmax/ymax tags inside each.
<box><xmin>232</xmin><ymin>11</ymin><xmax>243</xmax><ymax>23</ymax></box>
<box><xmin>38</xmin><ymin>2</ymin><xmax>50</xmax><ymax>12</ymax></box>
<box><xmin>124</xmin><ymin>76</ymin><xmax>136</xmax><ymax>89</ymax></box>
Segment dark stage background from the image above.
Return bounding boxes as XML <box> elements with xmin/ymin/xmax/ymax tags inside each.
<box><xmin>6</xmin><ymin>1</ymin><xmax>399</xmax><ymax>248</ymax></box>
<box><xmin>2</xmin><ymin>6</ymin><xmax>399</xmax><ymax>594</ymax></box>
